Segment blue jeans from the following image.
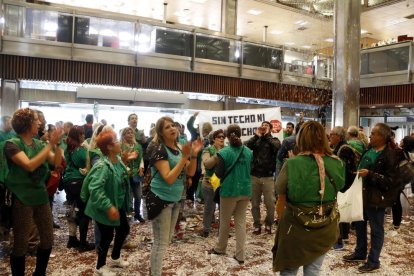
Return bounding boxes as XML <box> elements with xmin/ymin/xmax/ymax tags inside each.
<box><xmin>130</xmin><ymin>176</ymin><xmax>143</xmax><ymax>218</ymax></box>
<box><xmin>280</xmin><ymin>254</ymin><xmax>326</xmax><ymax>276</ymax></box>
<box><xmin>354</xmin><ymin>207</ymin><xmax>385</xmax><ymax>266</ymax></box>
<box><xmin>202</xmin><ymin>185</ymin><xmax>216</xmax><ymax>233</ymax></box>
<box><xmin>150</xmin><ymin>202</ymin><xmax>180</xmax><ymax>276</ymax></box>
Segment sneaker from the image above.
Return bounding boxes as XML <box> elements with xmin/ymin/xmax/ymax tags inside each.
<box><xmin>107</xmin><ymin>257</ymin><xmax>130</xmax><ymax>268</ymax></box>
<box><xmin>78</xmin><ymin>242</ymin><xmax>95</xmax><ymax>252</ymax></box>
<box><xmin>358</xmin><ymin>262</ymin><xmax>380</xmax><ymax>273</ymax></box>
<box><xmin>264</xmin><ymin>226</ymin><xmax>271</xmax><ymax>234</ymax></box>
<box><xmin>343</xmin><ymin>253</ymin><xmax>366</xmax><ymax>262</ymax></box>
<box><xmin>253</xmin><ymin>227</ymin><xmax>261</xmax><ymax>235</ymax></box>
<box><xmin>333</xmin><ymin>243</ymin><xmax>344</xmax><ymax>250</ymax></box>
<box><xmin>94</xmin><ymin>265</ymin><xmax>116</xmax><ymax>276</ymax></box>
<box><xmin>134</xmin><ymin>215</ymin><xmax>145</xmax><ymax>223</ymax></box>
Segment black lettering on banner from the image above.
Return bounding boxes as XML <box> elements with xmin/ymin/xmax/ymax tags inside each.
<box><xmin>212</xmin><ymin>117</ymin><xmax>218</xmax><ymax>125</ymax></box>
<box><xmin>251</xmin><ymin>115</ymin><xmax>256</xmax><ymax>123</ymax></box>
<box><xmin>228</xmin><ymin>116</ymin><xmax>233</xmax><ymax>124</ymax></box>
<box><xmin>234</xmin><ymin>116</ymin><xmax>239</xmax><ymax>123</ymax></box>
<box><xmin>241</xmin><ymin>127</ymin><xmax>257</xmax><ymax>137</ymax></box>
<box><xmin>257</xmin><ymin>114</ymin><xmax>265</xmax><ymax>122</ymax></box>
<box><xmin>243</xmin><ymin>115</ymin><xmax>249</xmax><ymax>123</ymax></box>
<box><xmin>212</xmin><ymin>116</ymin><xmax>226</xmax><ymax>125</ymax></box>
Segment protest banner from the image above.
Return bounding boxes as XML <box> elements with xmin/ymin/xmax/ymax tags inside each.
<box><xmin>198</xmin><ymin>107</ymin><xmax>283</xmax><ymax>142</ymax></box>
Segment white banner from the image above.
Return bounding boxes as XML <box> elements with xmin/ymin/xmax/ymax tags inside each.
<box><xmin>198</xmin><ymin>107</ymin><xmax>283</xmax><ymax>142</ymax></box>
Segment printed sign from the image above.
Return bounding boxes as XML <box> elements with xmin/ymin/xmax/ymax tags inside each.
<box><xmin>198</xmin><ymin>107</ymin><xmax>283</xmax><ymax>142</ymax></box>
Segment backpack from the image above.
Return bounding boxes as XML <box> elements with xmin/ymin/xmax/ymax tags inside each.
<box><xmin>398</xmin><ymin>152</ymin><xmax>414</xmax><ymax>186</ymax></box>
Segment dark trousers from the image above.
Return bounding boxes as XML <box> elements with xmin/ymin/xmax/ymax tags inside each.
<box><xmin>95</xmin><ymin>209</ymin><xmax>130</xmax><ymax>269</ymax></box>
<box><xmin>392</xmin><ymin>193</ymin><xmax>402</xmax><ymax>227</ymax></box>
<box><xmin>337</xmin><ymin>222</ymin><xmax>350</xmax><ymax>244</ymax></box>
<box><xmin>187</xmin><ymin>169</ymin><xmax>201</xmax><ymax>201</ymax></box>
<box><xmin>354</xmin><ymin>207</ymin><xmax>385</xmax><ymax>266</ymax></box>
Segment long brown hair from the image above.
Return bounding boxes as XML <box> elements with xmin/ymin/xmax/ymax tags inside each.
<box><xmin>297</xmin><ymin>121</ymin><xmax>332</xmax><ymax>155</ymax></box>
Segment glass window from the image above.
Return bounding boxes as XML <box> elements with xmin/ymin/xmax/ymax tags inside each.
<box><xmin>243</xmin><ymin>43</ymin><xmax>282</xmax><ymax>70</ymax></box>
<box><xmin>196</xmin><ymin>34</ymin><xmax>239</xmax><ymax>63</ymax></box>
<box><xmin>155</xmin><ymin>28</ymin><xmax>193</xmax><ymax>57</ymax></box>
<box><xmin>361</xmin><ymin>46</ymin><xmax>409</xmax><ymax>74</ymax></box>
<box><xmin>4</xmin><ymin>5</ymin><xmax>24</xmax><ymax>37</ymax></box>
<box><xmin>284</xmin><ymin>49</ymin><xmax>314</xmax><ymax>75</ymax></box>
<box><xmin>74</xmin><ymin>16</ymin><xmax>135</xmax><ymax>50</ymax></box>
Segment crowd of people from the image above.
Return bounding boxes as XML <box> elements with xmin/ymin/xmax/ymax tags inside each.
<box><xmin>0</xmin><ymin>108</ymin><xmax>413</xmax><ymax>276</ymax></box>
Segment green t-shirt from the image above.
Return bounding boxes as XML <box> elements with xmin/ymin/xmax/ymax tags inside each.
<box><xmin>0</xmin><ymin>130</ymin><xmax>16</xmax><ymax>142</ymax></box>
<box><xmin>121</xmin><ymin>142</ymin><xmax>143</xmax><ymax>176</ymax></box>
<box><xmin>63</xmin><ymin>146</ymin><xmax>87</xmax><ymax>183</ymax></box>
<box><xmin>217</xmin><ymin>145</ymin><xmax>253</xmax><ymax>198</ymax></box>
<box><xmin>5</xmin><ymin>137</ymin><xmax>49</xmax><ymax>205</ymax></box>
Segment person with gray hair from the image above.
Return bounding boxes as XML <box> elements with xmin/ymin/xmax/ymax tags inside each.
<box><xmin>347</xmin><ymin>126</ymin><xmax>366</xmax><ymax>155</ymax></box>
<box><xmin>343</xmin><ymin>123</ymin><xmax>399</xmax><ymax>273</ymax></box>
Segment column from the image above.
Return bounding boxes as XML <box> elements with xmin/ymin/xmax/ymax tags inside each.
<box><xmin>332</xmin><ymin>0</ymin><xmax>361</xmax><ymax>128</ymax></box>
<box><xmin>1</xmin><ymin>80</ymin><xmax>20</xmax><ymax>117</ymax></box>
<box><xmin>221</xmin><ymin>0</ymin><xmax>237</xmax><ymax>35</ymax></box>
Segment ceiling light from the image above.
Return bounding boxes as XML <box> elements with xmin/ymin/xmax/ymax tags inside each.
<box><xmin>285</xmin><ymin>42</ymin><xmax>295</xmax><ymax>45</ymax></box>
<box><xmin>190</xmin><ymin>0</ymin><xmax>207</xmax><ymax>3</ymax></box>
<box><xmin>325</xmin><ymin>38</ymin><xmax>334</xmax><ymax>42</ymax></box>
<box><xmin>302</xmin><ymin>45</ymin><xmax>311</xmax><ymax>49</ymax></box>
<box><xmin>247</xmin><ymin>21</ymin><xmax>254</xmax><ymax>24</ymax></box>
<box><xmin>295</xmin><ymin>20</ymin><xmax>308</xmax><ymax>25</ymax></box>
<box><xmin>370</xmin><ymin>105</ymin><xmax>376</xmax><ymax>108</ymax></box>
<box><xmin>247</xmin><ymin>9</ymin><xmax>263</xmax><ymax>16</ymax></box>
<box><xmin>361</xmin><ymin>29</ymin><xmax>368</xmax><ymax>34</ymax></box>
<box><xmin>395</xmin><ymin>105</ymin><xmax>404</xmax><ymax>108</ymax></box>
<box><xmin>271</xmin><ymin>30</ymin><xmax>283</xmax><ymax>35</ymax></box>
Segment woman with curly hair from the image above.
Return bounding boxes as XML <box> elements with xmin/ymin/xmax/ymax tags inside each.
<box><xmin>62</xmin><ymin>125</ymin><xmax>94</xmax><ymax>252</ymax></box>
<box><xmin>4</xmin><ymin>108</ymin><xmax>62</xmax><ymax>276</ymax></box>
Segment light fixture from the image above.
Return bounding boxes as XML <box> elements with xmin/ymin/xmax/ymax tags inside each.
<box><xmin>370</xmin><ymin>105</ymin><xmax>376</xmax><ymax>108</ymax></box>
<box><xmin>295</xmin><ymin>20</ymin><xmax>308</xmax><ymax>25</ymax></box>
<box><xmin>361</xmin><ymin>29</ymin><xmax>368</xmax><ymax>34</ymax></box>
<box><xmin>285</xmin><ymin>42</ymin><xmax>295</xmax><ymax>45</ymax></box>
<box><xmin>190</xmin><ymin>0</ymin><xmax>207</xmax><ymax>3</ymax></box>
<box><xmin>271</xmin><ymin>30</ymin><xmax>283</xmax><ymax>35</ymax></box>
<box><xmin>325</xmin><ymin>38</ymin><xmax>334</xmax><ymax>42</ymax></box>
<box><xmin>302</xmin><ymin>45</ymin><xmax>311</xmax><ymax>49</ymax></box>
<box><xmin>395</xmin><ymin>105</ymin><xmax>404</xmax><ymax>108</ymax></box>
<box><xmin>247</xmin><ymin>9</ymin><xmax>263</xmax><ymax>16</ymax></box>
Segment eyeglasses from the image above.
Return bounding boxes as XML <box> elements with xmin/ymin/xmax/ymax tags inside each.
<box><xmin>216</xmin><ymin>135</ymin><xmax>225</xmax><ymax>139</ymax></box>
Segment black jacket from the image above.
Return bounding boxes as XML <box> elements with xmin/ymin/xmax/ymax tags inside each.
<box><xmin>362</xmin><ymin>145</ymin><xmax>399</xmax><ymax>208</ymax></box>
<box><xmin>333</xmin><ymin>141</ymin><xmax>358</xmax><ymax>192</ymax></box>
<box><xmin>246</xmin><ymin>133</ymin><xmax>280</xmax><ymax>177</ymax></box>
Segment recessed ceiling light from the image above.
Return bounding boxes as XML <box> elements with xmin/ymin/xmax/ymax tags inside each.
<box><xmin>361</xmin><ymin>29</ymin><xmax>368</xmax><ymax>34</ymax></box>
<box><xmin>325</xmin><ymin>38</ymin><xmax>334</xmax><ymax>42</ymax></box>
<box><xmin>295</xmin><ymin>20</ymin><xmax>308</xmax><ymax>25</ymax></box>
<box><xmin>271</xmin><ymin>30</ymin><xmax>283</xmax><ymax>35</ymax></box>
<box><xmin>247</xmin><ymin>21</ymin><xmax>254</xmax><ymax>24</ymax></box>
<box><xmin>370</xmin><ymin>105</ymin><xmax>376</xmax><ymax>108</ymax></box>
<box><xmin>302</xmin><ymin>45</ymin><xmax>311</xmax><ymax>49</ymax></box>
<box><xmin>190</xmin><ymin>0</ymin><xmax>207</xmax><ymax>3</ymax></box>
<box><xmin>395</xmin><ymin>105</ymin><xmax>404</xmax><ymax>108</ymax></box>
<box><xmin>285</xmin><ymin>42</ymin><xmax>295</xmax><ymax>45</ymax></box>
<box><xmin>247</xmin><ymin>9</ymin><xmax>263</xmax><ymax>16</ymax></box>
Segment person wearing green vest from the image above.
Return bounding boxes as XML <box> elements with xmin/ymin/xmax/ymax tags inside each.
<box><xmin>60</xmin><ymin>121</ymin><xmax>73</xmax><ymax>152</ymax></box>
<box><xmin>200</xmin><ymin>129</ymin><xmax>225</xmax><ymax>237</ymax></box>
<box><xmin>149</xmin><ymin>116</ymin><xmax>202</xmax><ymax>276</ymax></box>
<box><xmin>273</xmin><ymin>121</ymin><xmax>345</xmax><ymax>275</ymax></box>
<box><xmin>282</xmin><ymin>122</ymin><xmax>294</xmax><ymax>139</ymax></box>
<box><xmin>208</xmin><ymin>124</ymin><xmax>253</xmax><ymax>265</ymax></box>
<box><xmin>0</xmin><ymin>115</ymin><xmax>16</xmax><ymax>142</ymax></box>
<box><xmin>62</xmin><ymin>125</ymin><xmax>94</xmax><ymax>252</ymax></box>
<box><xmin>120</xmin><ymin>127</ymin><xmax>145</xmax><ymax>222</ymax></box>
<box><xmin>81</xmin><ymin>130</ymin><xmax>131</xmax><ymax>276</ymax></box>
<box><xmin>4</xmin><ymin>108</ymin><xmax>63</xmax><ymax>276</ymax></box>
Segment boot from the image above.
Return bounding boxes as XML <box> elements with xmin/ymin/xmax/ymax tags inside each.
<box><xmin>10</xmin><ymin>255</ymin><xmax>25</xmax><ymax>276</ymax></box>
<box><xmin>78</xmin><ymin>217</ymin><xmax>94</xmax><ymax>252</ymax></box>
<box><xmin>79</xmin><ymin>241</ymin><xmax>95</xmax><ymax>252</ymax></box>
<box><xmin>67</xmin><ymin>236</ymin><xmax>80</xmax><ymax>248</ymax></box>
<box><xmin>32</xmin><ymin>248</ymin><xmax>52</xmax><ymax>276</ymax></box>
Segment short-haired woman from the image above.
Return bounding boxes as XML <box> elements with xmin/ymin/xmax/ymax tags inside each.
<box><xmin>149</xmin><ymin>116</ymin><xmax>202</xmax><ymax>276</ymax></box>
<box><xmin>81</xmin><ymin>130</ymin><xmax>131</xmax><ymax>276</ymax></box>
<box><xmin>4</xmin><ymin>108</ymin><xmax>62</xmax><ymax>276</ymax></box>
<box><xmin>208</xmin><ymin>124</ymin><xmax>253</xmax><ymax>265</ymax></box>
<box><xmin>273</xmin><ymin>121</ymin><xmax>345</xmax><ymax>275</ymax></box>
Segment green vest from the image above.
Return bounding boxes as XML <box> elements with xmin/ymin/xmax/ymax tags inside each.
<box><xmin>121</xmin><ymin>142</ymin><xmax>143</xmax><ymax>176</ymax></box>
<box><xmin>5</xmin><ymin>137</ymin><xmax>49</xmax><ymax>205</ymax></box>
<box><xmin>150</xmin><ymin>145</ymin><xmax>185</xmax><ymax>202</ymax></box>
<box><xmin>63</xmin><ymin>146</ymin><xmax>87</xmax><ymax>183</ymax></box>
<box><xmin>203</xmin><ymin>145</ymin><xmax>219</xmax><ymax>177</ymax></box>
<box><xmin>0</xmin><ymin>130</ymin><xmax>16</xmax><ymax>142</ymax></box>
<box><xmin>287</xmin><ymin>155</ymin><xmax>345</xmax><ymax>206</ymax></box>
<box><xmin>83</xmin><ymin>156</ymin><xmax>130</xmax><ymax>226</ymax></box>
<box><xmin>217</xmin><ymin>145</ymin><xmax>253</xmax><ymax>198</ymax></box>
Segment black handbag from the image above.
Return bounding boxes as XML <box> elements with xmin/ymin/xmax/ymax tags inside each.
<box><xmin>145</xmin><ymin>189</ymin><xmax>173</xmax><ymax>220</ymax></box>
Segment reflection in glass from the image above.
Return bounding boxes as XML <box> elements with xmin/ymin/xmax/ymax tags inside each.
<box><xmin>243</xmin><ymin>43</ymin><xmax>282</xmax><ymax>70</ymax></box>
<box><xmin>361</xmin><ymin>46</ymin><xmax>409</xmax><ymax>74</ymax></box>
<box><xmin>74</xmin><ymin>16</ymin><xmax>134</xmax><ymax>50</ymax></box>
<box><xmin>284</xmin><ymin>49</ymin><xmax>314</xmax><ymax>75</ymax></box>
<box><xmin>155</xmin><ymin>28</ymin><xmax>193</xmax><ymax>57</ymax></box>
<box><xmin>4</xmin><ymin>5</ymin><xmax>24</xmax><ymax>37</ymax></box>
<box><xmin>196</xmin><ymin>34</ymin><xmax>239</xmax><ymax>63</ymax></box>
